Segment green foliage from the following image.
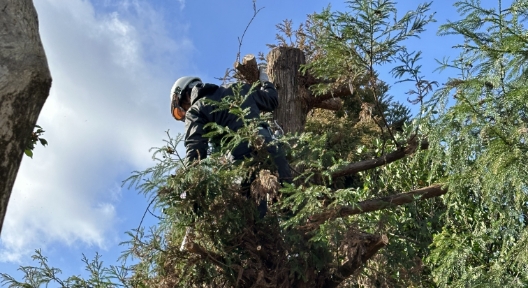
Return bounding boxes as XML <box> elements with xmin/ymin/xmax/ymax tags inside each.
<box><xmin>119</xmin><ymin>85</ymin><xmax>305</xmax><ymax>286</ymax></box>
<box><xmin>303</xmin><ymin>0</ymin><xmax>435</xmax><ymax>91</ymax></box>
<box><xmin>8</xmin><ymin>0</ymin><xmax>515</xmax><ymax>287</ymax></box>
<box><xmin>25</xmin><ymin>125</ymin><xmax>48</xmax><ymax>158</ymax></box>
<box><xmin>115</xmin><ymin>78</ymin><xmax>438</xmax><ymax>287</ymax></box>
<box><xmin>5</xmin><ymin>1</ymin><xmax>443</xmax><ymax>287</ymax></box>
<box><xmin>0</xmin><ymin>249</ymin><xmax>130</xmax><ymax>288</ymax></box>
<box><xmin>423</xmin><ymin>0</ymin><xmax>528</xmax><ymax>285</ymax></box>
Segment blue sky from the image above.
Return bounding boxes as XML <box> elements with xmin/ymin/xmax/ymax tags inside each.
<box><xmin>0</xmin><ymin>0</ymin><xmax>493</xmax><ymax>280</ymax></box>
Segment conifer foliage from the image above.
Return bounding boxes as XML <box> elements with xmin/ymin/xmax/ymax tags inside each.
<box><xmin>3</xmin><ymin>0</ymin><xmax>528</xmax><ymax>287</ymax></box>
<box><xmin>425</xmin><ymin>0</ymin><xmax>528</xmax><ymax>286</ymax></box>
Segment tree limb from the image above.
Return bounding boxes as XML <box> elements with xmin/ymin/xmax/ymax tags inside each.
<box><xmin>307</xmin><ymin>84</ymin><xmax>352</xmax><ymax>108</ymax></box>
<box><xmin>187</xmin><ymin>242</ymin><xmax>227</xmax><ymax>268</ymax></box>
<box><xmin>303</xmin><ymin>184</ymin><xmax>447</xmax><ymax>231</ymax></box>
<box><xmin>234</xmin><ymin>54</ymin><xmax>259</xmax><ymax>84</ymax></box>
<box><xmin>331</xmin><ymin>137</ymin><xmax>429</xmax><ymax>178</ymax></box>
<box><xmin>0</xmin><ymin>0</ymin><xmax>52</xmax><ymax>234</ymax></box>
<box><xmin>312</xmin><ymin>98</ymin><xmax>343</xmax><ymax>111</ymax></box>
<box><xmin>323</xmin><ymin>234</ymin><xmax>389</xmax><ymax>288</ymax></box>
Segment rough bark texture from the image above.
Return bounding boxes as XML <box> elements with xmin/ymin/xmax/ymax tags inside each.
<box><xmin>234</xmin><ymin>54</ymin><xmax>259</xmax><ymax>84</ymax></box>
<box><xmin>267</xmin><ymin>47</ymin><xmax>310</xmax><ymax>134</ymax></box>
<box><xmin>0</xmin><ymin>0</ymin><xmax>52</xmax><ymax>234</ymax></box>
<box><xmin>234</xmin><ymin>48</ymin><xmax>348</xmax><ymax>132</ymax></box>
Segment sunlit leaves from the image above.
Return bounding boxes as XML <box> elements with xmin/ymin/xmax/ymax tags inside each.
<box><xmin>424</xmin><ymin>0</ymin><xmax>528</xmax><ymax>285</ymax></box>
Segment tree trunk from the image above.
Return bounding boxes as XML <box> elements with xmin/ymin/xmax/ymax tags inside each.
<box><xmin>0</xmin><ymin>0</ymin><xmax>52</xmax><ymax>234</ymax></box>
<box><xmin>267</xmin><ymin>47</ymin><xmax>310</xmax><ymax>134</ymax></box>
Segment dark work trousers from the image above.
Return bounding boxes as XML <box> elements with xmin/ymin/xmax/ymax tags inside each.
<box><xmin>234</xmin><ymin>127</ymin><xmax>292</xmax><ymax>218</ymax></box>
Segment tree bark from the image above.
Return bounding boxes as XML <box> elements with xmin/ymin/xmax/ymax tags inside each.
<box><xmin>234</xmin><ymin>54</ymin><xmax>259</xmax><ymax>84</ymax></box>
<box><xmin>0</xmin><ymin>0</ymin><xmax>52</xmax><ymax>234</ymax></box>
<box><xmin>331</xmin><ymin>137</ymin><xmax>429</xmax><ymax>178</ymax></box>
<box><xmin>267</xmin><ymin>47</ymin><xmax>310</xmax><ymax>134</ymax></box>
<box><xmin>312</xmin><ymin>98</ymin><xmax>343</xmax><ymax>111</ymax></box>
<box><xmin>303</xmin><ymin>184</ymin><xmax>447</xmax><ymax>231</ymax></box>
<box><xmin>235</xmin><ymin>48</ymin><xmax>350</xmax><ymax>132</ymax></box>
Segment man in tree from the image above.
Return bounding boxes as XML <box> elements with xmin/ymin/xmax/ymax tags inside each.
<box><xmin>170</xmin><ymin>66</ymin><xmax>292</xmax><ymax>216</ymax></box>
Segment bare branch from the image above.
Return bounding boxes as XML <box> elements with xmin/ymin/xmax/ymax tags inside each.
<box><xmin>311</xmin><ymin>98</ymin><xmax>343</xmax><ymax>111</ymax></box>
<box><xmin>304</xmin><ymin>184</ymin><xmax>447</xmax><ymax>231</ymax></box>
<box><xmin>308</xmin><ymin>84</ymin><xmax>352</xmax><ymax>103</ymax></box>
<box><xmin>235</xmin><ymin>3</ymin><xmax>264</xmax><ymax>64</ymax></box>
<box><xmin>331</xmin><ymin>137</ymin><xmax>428</xmax><ymax>178</ymax></box>
<box><xmin>303</xmin><ymin>79</ymin><xmax>351</xmax><ymax>111</ymax></box>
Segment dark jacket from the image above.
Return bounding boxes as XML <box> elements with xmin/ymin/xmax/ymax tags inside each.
<box><xmin>184</xmin><ymin>82</ymin><xmax>278</xmax><ymax>163</ymax></box>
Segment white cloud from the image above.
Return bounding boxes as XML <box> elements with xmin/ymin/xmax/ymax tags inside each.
<box><xmin>178</xmin><ymin>0</ymin><xmax>186</xmax><ymax>11</ymax></box>
<box><xmin>0</xmin><ymin>0</ymin><xmax>193</xmax><ymax>262</ymax></box>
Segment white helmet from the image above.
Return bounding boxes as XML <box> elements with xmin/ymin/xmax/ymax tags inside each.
<box><xmin>170</xmin><ymin>76</ymin><xmax>202</xmax><ymax>121</ymax></box>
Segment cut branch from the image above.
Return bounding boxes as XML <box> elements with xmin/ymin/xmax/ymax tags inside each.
<box><xmin>304</xmin><ymin>83</ymin><xmax>351</xmax><ymax>112</ymax></box>
<box><xmin>331</xmin><ymin>137</ymin><xmax>429</xmax><ymax>178</ymax></box>
<box><xmin>312</xmin><ymin>98</ymin><xmax>343</xmax><ymax>111</ymax></box>
<box><xmin>323</xmin><ymin>234</ymin><xmax>389</xmax><ymax>288</ymax></box>
<box><xmin>234</xmin><ymin>54</ymin><xmax>259</xmax><ymax>84</ymax></box>
<box><xmin>308</xmin><ymin>84</ymin><xmax>352</xmax><ymax>104</ymax></box>
<box><xmin>303</xmin><ymin>184</ymin><xmax>447</xmax><ymax>231</ymax></box>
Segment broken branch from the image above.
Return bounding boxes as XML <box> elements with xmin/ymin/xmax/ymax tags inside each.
<box><xmin>234</xmin><ymin>54</ymin><xmax>259</xmax><ymax>83</ymax></box>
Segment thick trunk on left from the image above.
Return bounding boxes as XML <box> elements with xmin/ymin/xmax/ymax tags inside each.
<box><xmin>0</xmin><ymin>0</ymin><xmax>52</xmax><ymax>235</ymax></box>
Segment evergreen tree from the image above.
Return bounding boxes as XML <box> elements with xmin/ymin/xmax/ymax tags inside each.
<box><xmin>425</xmin><ymin>0</ymin><xmax>528</xmax><ymax>286</ymax></box>
<box><xmin>107</xmin><ymin>1</ymin><xmax>442</xmax><ymax>286</ymax></box>
<box><xmin>12</xmin><ymin>0</ymin><xmax>528</xmax><ymax>287</ymax></box>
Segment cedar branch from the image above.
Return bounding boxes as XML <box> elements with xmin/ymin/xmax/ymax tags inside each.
<box><xmin>303</xmin><ymin>184</ymin><xmax>447</xmax><ymax>231</ymax></box>
<box><xmin>187</xmin><ymin>242</ymin><xmax>226</xmax><ymax>268</ymax></box>
<box><xmin>187</xmin><ymin>242</ymin><xmax>258</xmax><ymax>284</ymax></box>
<box><xmin>331</xmin><ymin>137</ymin><xmax>429</xmax><ymax>178</ymax></box>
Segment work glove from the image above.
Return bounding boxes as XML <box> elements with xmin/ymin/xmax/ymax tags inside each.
<box><xmin>258</xmin><ymin>63</ymin><xmax>269</xmax><ymax>82</ymax></box>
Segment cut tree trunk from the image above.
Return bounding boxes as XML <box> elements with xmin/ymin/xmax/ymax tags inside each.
<box><xmin>267</xmin><ymin>47</ymin><xmax>310</xmax><ymax>134</ymax></box>
<box><xmin>234</xmin><ymin>54</ymin><xmax>259</xmax><ymax>84</ymax></box>
<box><xmin>0</xmin><ymin>0</ymin><xmax>52</xmax><ymax>234</ymax></box>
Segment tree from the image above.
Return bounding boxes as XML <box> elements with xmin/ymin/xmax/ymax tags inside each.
<box><xmin>425</xmin><ymin>0</ymin><xmax>528</xmax><ymax>285</ymax></box>
<box><xmin>0</xmin><ymin>0</ymin><xmax>52</xmax><ymax>235</ymax></box>
<box><xmin>114</xmin><ymin>1</ymin><xmax>444</xmax><ymax>287</ymax></box>
<box><xmin>3</xmin><ymin>1</ymin><xmax>442</xmax><ymax>287</ymax></box>
<box><xmin>10</xmin><ymin>0</ymin><xmax>528</xmax><ymax>287</ymax></box>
